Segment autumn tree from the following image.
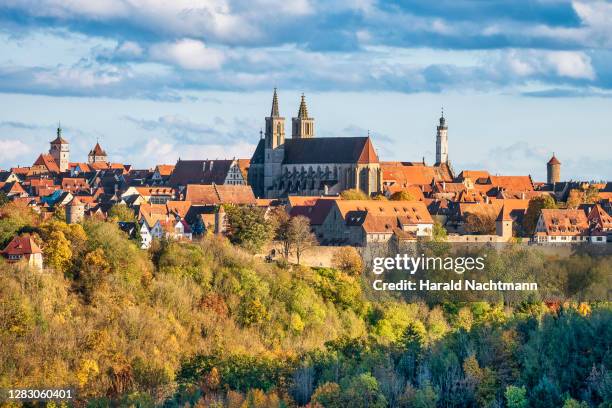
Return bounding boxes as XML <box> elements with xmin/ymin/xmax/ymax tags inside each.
<box><xmin>78</xmin><ymin>248</ymin><xmax>111</xmax><ymax>301</ymax></box>
<box><xmin>463</xmin><ymin>209</ymin><xmax>497</xmax><ymax>234</ymax></box>
<box><xmin>390</xmin><ymin>191</ymin><xmax>414</xmax><ymax>201</ymax></box>
<box><xmin>331</xmin><ymin>246</ymin><xmax>363</xmax><ymax>276</ymax></box>
<box><xmin>108</xmin><ymin>204</ymin><xmax>136</xmax><ymax>222</ymax></box>
<box><xmin>288</xmin><ymin>215</ymin><xmax>316</xmax><ymax>265</ymax></box>
<box><xmin>523</xmin><ymin>195</ymin><xmax>557</xmax><ymax>235</ymax></box>
<box><xmin>271</xmin><ymin>207</ymin><xmax>292</xmax><ymax>258</ymax></box>
<box><xmin>340</xmin><ymin>189</ymin><xmax>369</xmax><ymax>200</ymax></box>
<box><xmin>566</xmin><ymin>189</ymin><xmax>583</xmax><ymax>209</ymax></box>
<box><xmin>44</xmin><ymin>230</ymin><xmax>73</xmax><ymax>273</ymax></box>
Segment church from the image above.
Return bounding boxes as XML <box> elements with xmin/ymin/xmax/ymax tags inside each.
<box><xmin>248</xmin><ymin>90</ymin><xmax>383</xmax><ymax>198</ymax></box>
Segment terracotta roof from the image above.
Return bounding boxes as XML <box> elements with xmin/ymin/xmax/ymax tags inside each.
<box><xmin>2</xmin><ymin>181</ymin><xmax>27</xmax><ymax>196</ymax></box>
<box><xmin>10</xmin><ymin>167</ymin><xmax>30</xmax><ymax>175</ymax></box>
<box><xmin>588</xmin><ymin>204</ymin><xmax>612</xmax><ymax>231</ymax></box>
<box><xmin>184</xmin><ymin>184</ymin><xmax>255</xmax><ymax>205</ymax></box>
<box><xmin>89</xmin><ymin>142</ymin><xmax>107</xmax><ymax>156</ymax></box>
<box><xmin>486</xmin><ymin>176</ymin><xmax>534</xmax><ymax>192</ymax></box>
<box><xmin>539</xmin><ymin>209</ymin><xmax>589</xmax><ymax>236</ymax></box>
<box><xmin>386</xmin><ymin>185</ymin><xmax>426</xmax><ymax>201</ymax></box>
<box><xmin>547</xmin><ymin>155</ymin><xmax>561</xmax><ymax>165</ymax></box>
<box><xmin>496</xmin><ymin>205</ymin><xmax>512</xmax><ymax>222</ymax></box>
<box><xmin>382</xmin><ymin>161</ymin><xmax>452</xmax><ymax>186</ymax></box>
<box><xmin>155</xmin><ymin>164</ymin><xmax>175</xmax><ymax>176</ymax></box>
<box><xmin>2</xmin><ymin>235</ymin><xmax>42</xmax><ymax>256</ymax></box>
<box><xmin>237</xmin><ymin>159</ymin><xmax>250</xmax><ymax>179</ymax></box>
<box><xmin>32</xmin><ymin>154</ymin><xmax>59</xmax><ymax>173</ymax></box>
<box><xmin>68</xmin><ymin>162</ymin><xmax>92</xmax><ymax>172</ymax></box>
<box><xmin>282</xmin><ymin>137</ymin><xmax>379</xmax><ymax>165</ymax></box>
<box><xmin>288</xmin><ymin>195</ymin><xmax>339</xmax><ymax>207</ymax></box>
<box><xmin>166</xmin><ymin>200</ymin><xmax>192</xmax><ymax>218</ymax></box>
<box><xmin>335</xmin><ymin>200</ymin><xmax>433</xmax><ymax>225</ymax></box>
<box><xmin>457</xmin><ymin>170</ymin><xmax>491</xmax><ymax>182</ymax></box>
<box><xmin>61</xmin><ymin>178</ymin><xmax>90</xmax><ymax>191</ymax></box>
<box><xmin>134</xmin><ymin>187</ymin><xmax>175</xmax><ymax>197</ymax></box>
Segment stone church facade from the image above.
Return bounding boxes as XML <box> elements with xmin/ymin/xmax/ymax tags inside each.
<box><xmin>248</xmin><ymin>90</ymin><xmax>382</xmax><ymax>199</ymax></box>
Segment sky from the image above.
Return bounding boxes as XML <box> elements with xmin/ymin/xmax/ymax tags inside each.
<box><xmin>0</xmin><ymin>0</ymin><xmax>611</xmax><ymax>182</ymax></box>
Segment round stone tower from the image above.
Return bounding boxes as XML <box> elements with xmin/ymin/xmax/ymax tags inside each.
<box><xmin>66</xmin><ymin>197</ymin><xmax>85</xmax><ymax>224</ymax></box>
<box><xmin>547</xmin><ymin>154</ymin><xmax>561</xmax><ymax>184</ymax></box>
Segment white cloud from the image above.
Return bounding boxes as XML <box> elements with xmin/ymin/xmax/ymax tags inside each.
<box><xmin>500</xmin><ymin>49</ymin><xmax>595</xmax><ymax>80</ymax></box>
<box><xmin>0</xmin><ymin>140</ymin><xmax>31</xmax><ymax>160</ymax></box>
<box><xmin>149</xmin><ymin>39</ymin><xmax>225</xmax><ymax>71</ymax></box>
<box><xmin>546</xmin><ymin>51</ymin><xmax>595</xmax><ymax>80</ymax></box>
<box><xmin>33</xmin><ymin>63</ymin><xmax>126</xmax><ymax>88</ymax></box>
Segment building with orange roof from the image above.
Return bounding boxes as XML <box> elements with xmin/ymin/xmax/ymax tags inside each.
<box><xmin>185</xmin><ymin>184</ymin><xmax>255</xmax><ymax>205</ymax></box>
<box><xmin>320</xmin><ymin>200</ymin><xmax>433</xmax><ymax>246</ymax></box>
<box><xmin>30</xmin><ymin>153</ymin><xmax>59</xmax><ymax>175</ymax></box>
<box><xmin>2</xmin><ymin>235</ymin><xmax>43</xmax><ymax>269</ymax></box>
<box><xmin>534</xmin><ymin>209</ymin><xmax>590</xmax><ymax>244</ymax></box>
<box><xmin>61</xmin><ymin>177</ymin><xmax>90</xmax><ymax>193</ymax></box>
<box><xmin>88</xmin><ymin>142</ymin><xmax>108</xmax><ymax>164</ymax></box>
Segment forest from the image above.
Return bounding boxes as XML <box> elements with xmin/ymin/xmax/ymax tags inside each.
<box><xmin>0</xmin><ymin>200</ymin><xmax>611</xmax><ymax>407</ymax></box>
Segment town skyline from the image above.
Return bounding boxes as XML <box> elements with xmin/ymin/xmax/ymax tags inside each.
<box><xmin>2</xmin><ymin>89</ymin><xmax>610</xmax><ymax>183</ymax></box>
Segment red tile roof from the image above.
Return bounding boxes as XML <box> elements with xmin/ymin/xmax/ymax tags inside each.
<box><xmin>185</xmin><ymin>184</ymin><xmax>255</xmax><ymax>205</ymax></box>
<box><xmin>539</xmin><ymin>209</ymin><xmax>589</xmax><ymax>236</ymax></box>
<box><xmin>2</xmin><ymin>235</ymin><xmax>42</xmax><ymax>256</ymax></box>
<box><xmin>32</xmin><ymin>154</ymin><xmax>59</xmax><ymax>173</ymax></box>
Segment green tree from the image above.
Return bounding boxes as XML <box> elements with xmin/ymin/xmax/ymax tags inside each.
<box><xmin>224</xmin><ymin>205</ymin><xmax>274</xmax><ymax>253</ymax></box>
<box><xmin>0</xmin><ymin>191</ymin><xmax>9</xmax><ymax>206</ymax></box>
<box><xmin>107</xmin><ymin>204</ymin><xmax>136</xmax><ymax>222</ymax></box>
<box><xmin>341</xmin><ymin>373</ymin><xmax>387</xmax><ymax>408</ymax></box>
<box><xmin>432</xmin><ymin>220</ymin><xmax>447</xmax><ymax>241</ymax></box>
<box><xmin>505</xmin><ymin>386</ymin><xmax>528</xmax><ymax>408</ymax></box>
<box><xmin>312</xmin><ymin>382</ymin><xmax>342</xmax><ymax>408</ymax></box>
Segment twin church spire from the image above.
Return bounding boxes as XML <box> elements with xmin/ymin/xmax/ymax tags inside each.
<box><xmin>266</xmin><ymin>89</ymin><xmax>315</xmax><ymax>149</ymax></box>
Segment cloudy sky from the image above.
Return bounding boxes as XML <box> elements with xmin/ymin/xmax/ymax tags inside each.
<box><xmin>0</xmin><ymin>0</ymin><xmax>610</xmax><ymax>181</ymax></box>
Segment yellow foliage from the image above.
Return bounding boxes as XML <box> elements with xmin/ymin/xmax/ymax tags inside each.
<box><xmin>76</xmin><ymin>358</ymin><xmax>99</xmax><ymax>387</ymax></box>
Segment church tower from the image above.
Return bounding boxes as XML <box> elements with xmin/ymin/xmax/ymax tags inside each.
<box><xmin>265</xmin><ymin>88</ymin><xmax>285</xmax><ymax>149</ymax></box>
<box><xmin>292</xmin><ymin>94</ymin><xmax>315</xmax><ymax>139</ymax></box>
<box><xmin>263</xmin><ymin>89</ymin><xmax>286</xmax><ymax>197</ymax></box>
<box><xmin>435</xmin><ymin>109</ymin><xmax>448</xmax><ymax>165</ymax></box>
<box><xmin>547</xmin><ymin>154</ymin><xmax>561</xmax><ymax>184</ymax></box>
<box><xmin>49</xmin><ymin>123</ymin><xmax>69</xmax><ymax>172</ymax></box>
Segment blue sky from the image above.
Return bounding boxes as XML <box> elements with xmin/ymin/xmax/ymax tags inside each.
<box><xmin>0</xmin><ymin>0</ymin><xmax>611</xmax><ymax>181</ymax></box>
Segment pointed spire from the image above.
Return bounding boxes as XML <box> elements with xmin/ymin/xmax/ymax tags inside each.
<box><xmin>271</xmin><ymin>88</ymin><xmax>280</xmax><ymax>117</ymax></box>
<box><xmin>57</xmin><ymin>121</ymin><xmax>62</xmax><ymax>136</ymax></box>
<box><xmin>259</xmin><ymin>128</ymin><xmax>263</xmax><ymax>139</ymax></box>
<box><xmin>298</xmin><ymin>93</ymin><xmax>308</xmax><ymax>118</ymax></box>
